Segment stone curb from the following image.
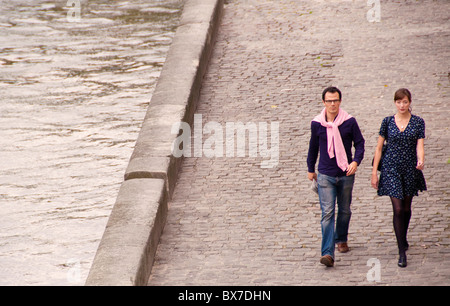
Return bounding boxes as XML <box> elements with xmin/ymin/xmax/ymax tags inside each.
<box><xmin>85</xmin><ymin>179</ymin><xmax>167</xmax><ymax>286</ymax></box>
<box><xmin>85</xmin><ymin>0</ymin><xmax>224</xmax><ymax>286</ymax></box>
<box><xmin>125</xmin><ymin>0</ymin><xmax>224</xmax><ymax>196</ymax></box>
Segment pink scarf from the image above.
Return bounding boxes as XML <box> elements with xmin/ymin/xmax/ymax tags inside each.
<box><xmin>313</xmin><ymin>108</ymin><xmax>353</xmax><ymax>171</ymax></box>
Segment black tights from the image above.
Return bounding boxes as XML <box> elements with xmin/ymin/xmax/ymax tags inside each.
<box><xmin>390</xmin><ymin>196</ymin><xmax>413</xmax><ymax>255</ymax></box>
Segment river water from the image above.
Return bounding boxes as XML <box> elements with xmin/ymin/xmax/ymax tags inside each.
<box><xmin>0</xmin><ymin>0</ymin><xmax>183</xmax><ymax>285</ymax></box>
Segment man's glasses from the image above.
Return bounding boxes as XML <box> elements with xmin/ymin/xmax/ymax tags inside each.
<box><xmin>324</xmin><ymin>99</ymin><xmax>341</xmax><ymax>104</ymax></box>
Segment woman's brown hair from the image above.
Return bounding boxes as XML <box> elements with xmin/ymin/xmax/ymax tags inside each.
<box><xmin>394</xmin><ymin>88</ymin><xmax>412</xmax><ymax>102</ymax></box>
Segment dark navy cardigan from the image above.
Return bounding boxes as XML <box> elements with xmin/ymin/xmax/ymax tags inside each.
<box><xmin>307</xmin><ymin>117</ymin><xmax>365</xmax><ymax>177</ymax></box>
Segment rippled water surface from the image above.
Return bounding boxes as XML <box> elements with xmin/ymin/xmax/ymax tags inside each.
<box><xmin>0</xmin><ymin>0</ymin><xmax>183</xmax><ymax>285</ymax></box>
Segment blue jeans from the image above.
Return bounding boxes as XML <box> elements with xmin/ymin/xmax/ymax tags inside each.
<box><xmin>317</xmin><ymin>172</ymin><xmax>355</xmax><ymax>259</ymax></box>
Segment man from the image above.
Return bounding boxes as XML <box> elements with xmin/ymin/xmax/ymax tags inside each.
<box><xmin>307</xmin><ymin>87</ymin><xmax>365</xmax><ymax>267</ymax></box>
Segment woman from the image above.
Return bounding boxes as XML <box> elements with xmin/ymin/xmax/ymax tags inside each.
<box><xmin>371</xmin><ymin>88</ymin><xmax>427</xmax><ymax>268</ymax></box>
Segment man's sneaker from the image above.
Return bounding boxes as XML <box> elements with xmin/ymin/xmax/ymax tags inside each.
<box><xmin>320</xmin><ymin>255</ymin><xmax>334</xmax><ymax>267</ymax></box>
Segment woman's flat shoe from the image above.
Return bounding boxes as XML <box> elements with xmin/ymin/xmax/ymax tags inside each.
<box><xmin>398</xmin><ymin>254</ymin><xmax>407</xmax><ymax>268</ymax></box>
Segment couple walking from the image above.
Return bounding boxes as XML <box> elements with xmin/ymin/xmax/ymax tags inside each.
<box><xmin>307</xmin><ymin>87</ymin><xmax>427</xmax><ymax>268</ymax></box>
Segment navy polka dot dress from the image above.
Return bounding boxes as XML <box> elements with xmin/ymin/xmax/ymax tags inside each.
<box><xmin>377</xmin><ymin>114</ymin><xmax>427</xmax><ymax>199</ymax></box>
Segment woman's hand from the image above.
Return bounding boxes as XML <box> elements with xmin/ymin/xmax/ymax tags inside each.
<box><xmin>416</xmin><ymin>160</ymin><xmax>424</xmax><ymax>170</ymax></box>
<box><xmin>371</xmin><ymin>172</ymin><xmax>379</xmax><ymax>190</ymax></box>
<box><xmin>416</xmin><ymin>138</ymin><xmax>425</xmax><ymax>170</ymax></box>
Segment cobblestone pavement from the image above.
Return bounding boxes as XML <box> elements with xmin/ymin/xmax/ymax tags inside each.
<box><xmin>148</xmin><ymin>0</ymin><xmax>449</xmax><ymax>285</ymax></box>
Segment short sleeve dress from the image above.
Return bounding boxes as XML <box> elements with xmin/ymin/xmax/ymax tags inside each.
<box><xmin>377</xmin><ymin>114</ymin><xmax>427</xmax><ymax>199</ymax></box>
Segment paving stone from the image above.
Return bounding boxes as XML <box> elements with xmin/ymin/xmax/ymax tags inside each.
<box><xmin>148</xmin><ymin>0</ymin><xmax>450</xmax><ymax>286</ymax></box>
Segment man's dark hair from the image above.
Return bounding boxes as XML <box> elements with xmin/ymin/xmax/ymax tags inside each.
<box><xmin>322</xmin><ymin>86</ymin><xmax>342</xmax><ymax>101</ymax></box>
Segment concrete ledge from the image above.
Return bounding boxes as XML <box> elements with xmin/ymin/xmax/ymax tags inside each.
<box><xmin>85</xmin><ymin>179</ymin><xmax>167</xmax><ymax>286</ymax></box>
<box><xmin>85</xmin><ymin>0</ymin><xmax>224</xmax><ymax>285</ymax></box>
<box><xmin>125</xmin><ymin>0</ymin><xmax>224</xmax><ymax>199</ymax></box>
